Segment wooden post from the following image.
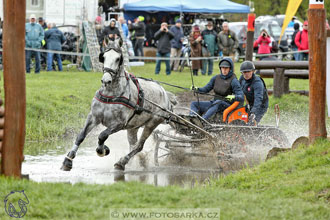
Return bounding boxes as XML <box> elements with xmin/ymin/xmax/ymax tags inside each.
<box><xmin>273</xmin><ymin>68</ymin><xmax>285</xmax><ymax>98</ymax></box>
<box><xmin>308</xmin><ymin>0</ymin><xmax>327</xmax><ymax>143</ymax></box>
<box><xmin>283</xmin><ymin>77</ymin><xmax>290</xmax><ymax>94</ymax></box>
<box><xmin>327</xmin><ymin>30</ymin><xmax>330</xmax><ymax>118</ymax></box>
<box><xmin>1</xmin><ymin>0</ymin><xmax>26</xmax><ymax>177</ymax></box>
<box><xmin>245</xmin><ymin>13</ymin><xmax>255</xmax><ymax>61</ymax></box>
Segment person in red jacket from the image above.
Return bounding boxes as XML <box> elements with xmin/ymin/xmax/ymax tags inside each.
<box><xmin>294</xmin><ymin>20</ymin><xmax>309</xmax><ymax>61</ymax></box>
<box><xmin>253</xmin><ymin>29</ymin><xmax>271</xmax><ymax>60</ymax></box>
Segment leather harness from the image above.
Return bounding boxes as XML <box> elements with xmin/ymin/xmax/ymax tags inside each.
<box><xmin>94</xmin><ymin>72</ymin><xmax>145</xmax><ymax>114</ymax></box>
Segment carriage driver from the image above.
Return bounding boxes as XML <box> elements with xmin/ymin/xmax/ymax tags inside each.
<box><xmin>239</xmin><ymin>61</ymin><xmax>269</xmax><ymax>123</ymax></box>
<box><xmin>190</xmin><ymin>57</ymin><xmax>244</xmax><ymax>120</ymax></box>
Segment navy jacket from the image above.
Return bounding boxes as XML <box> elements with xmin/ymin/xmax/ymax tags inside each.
<box><xmin>45</xmin><ymin>27</ymin><xmax>66</xmax><ymax>51</ymax></box>
<box><xmin>197</xmin><ymin>57</ymin><xmax>244</xmax><ymax>104</ymax></box>
<box><xmin>169</xmin><ymin>25</ymin><xmax>184</xmax><ymax>49</ymax></box>
<box><xmin>239</xmin><ymin>74</ymin><xmax>268</xmax><ymax>114</ymax></box>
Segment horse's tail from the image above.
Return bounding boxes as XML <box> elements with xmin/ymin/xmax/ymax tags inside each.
<box><xmin>166</xmin><ymin>91</ymin><xmax>177</xmax><ymax>106</ymax></box>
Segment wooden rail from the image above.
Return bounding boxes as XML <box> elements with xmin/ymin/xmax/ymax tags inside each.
<box><xmin>254</xmin><ymin>61</ymin><xmax>309</xmax><ymax>97</ymax></box>
<box><xmin>259</xmin><ymin>70</ymin><xmax>309</xmax><ymax>79</ymax></box>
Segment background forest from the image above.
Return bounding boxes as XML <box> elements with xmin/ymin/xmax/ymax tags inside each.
<box><xmin>233</xmin><ymin>0</ymin><xmax>329</xmax><ymax>21</ymax></box>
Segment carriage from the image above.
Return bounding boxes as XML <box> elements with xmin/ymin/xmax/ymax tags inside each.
<box><xmin>151</xmin><ymin>103</ymin><xmax>289</xmax><ymax>170</ymax></box>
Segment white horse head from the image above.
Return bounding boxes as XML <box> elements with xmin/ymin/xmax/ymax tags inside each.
<box><xmin>99</xmin><ymin>38</ymin><xmax>123</xmax><ymax>88</ymax></box>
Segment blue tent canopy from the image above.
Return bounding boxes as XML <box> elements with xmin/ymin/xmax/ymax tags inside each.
<box><xmin>123</xmin><ymin>0</ymin><xmax>250</xmax><ymax>14</ymax></box>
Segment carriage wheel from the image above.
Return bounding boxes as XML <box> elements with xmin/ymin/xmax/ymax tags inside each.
<box><xmin>217</xmin><ymin>127</ymin><xmax>254</xmax><ymax>155</ymax></box>
<box><xmin>257</xmin><ymin>128</ymin><xmax>290</xmax><ymax>149</ymax></box>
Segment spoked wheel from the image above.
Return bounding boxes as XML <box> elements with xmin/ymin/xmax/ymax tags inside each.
<box><xmin>256</xmin><ymin>127</ymin><xmax>290</xmax><ymax>149</ymax></box>
<box><xmin>214</xmin><ymin>127</ymin><xmax>255</xmax><ymax>159</ymax></box>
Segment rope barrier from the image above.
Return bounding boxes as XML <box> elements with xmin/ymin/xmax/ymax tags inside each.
<box><xmin>0</xmin><ymin>48</ymin><xmax>309</xmax><ymax>61</ymax></box>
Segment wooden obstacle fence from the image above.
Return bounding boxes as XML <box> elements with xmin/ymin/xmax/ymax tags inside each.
<box><xmin>253</xmin><ymin>61</ymin><xmax>309</xmax><ymax>98</ymax></box>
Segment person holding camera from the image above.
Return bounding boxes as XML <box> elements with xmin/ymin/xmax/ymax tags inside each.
<box><xmin>154</xmin><ymin>22</ymin><xmax>174</xmax><ymax>75</ymax></box>
<box><xmin>253</xmin><ymin>29</ymin><xmax>271</xmax><ymax>60</ymax></box>
<box><xmin>217</xmin><ymin>22</ymin><xmax>238</xmax><ymax>62</ymax></box>
<box><xmin>189</xmin><ymin>25</ymin><xmax>203</xmax><ymax>76</ymax></box>
<box><xmin>202</xmin><ymin>21</ymin><xmax>218</xmax><ymax>75</ymax></box>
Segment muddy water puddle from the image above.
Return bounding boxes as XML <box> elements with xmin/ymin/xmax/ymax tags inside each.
<box><xmin>22</xmin><ymin>125</ymin><xmax>220</xmax><ymax>187</ymax></box>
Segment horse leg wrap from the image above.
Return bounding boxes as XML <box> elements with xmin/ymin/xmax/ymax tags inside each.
<box><xmin>96</xmin><ymin>145</ymin><xmax>110</xmax><ymax>157</ymax></box>
<box><xmin>60</xmin><ymin>152</ymin><xmax>75</xmax><ymax>171</ymax></box>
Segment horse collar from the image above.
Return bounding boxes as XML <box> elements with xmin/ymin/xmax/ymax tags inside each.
<box><xmin>95</xmin><ymin>73</ymin><xmax>144</xmax><ymax>114</ymax></box>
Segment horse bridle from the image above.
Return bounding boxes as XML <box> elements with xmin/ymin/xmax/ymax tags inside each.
<box><xmin>100</xmin><ymin>45</ymin><xmax>124</xmax><ymax>77</ymax></box>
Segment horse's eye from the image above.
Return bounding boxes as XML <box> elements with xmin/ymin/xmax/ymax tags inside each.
<box><xmin>116</xmin><ymin>58</ymin><xmax>120</xmax><ymax>62</ymax></box>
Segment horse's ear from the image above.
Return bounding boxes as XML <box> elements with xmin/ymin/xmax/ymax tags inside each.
<box><xmin>104</xmin><ymin>36</ymin><xmax>110</xmax><ymax>46</ymax></box>
<box><xmin>99</xmin><ymin>52</ymin><xmax>104</xmax><ymax>63</ymax></box>
<box><xmin>118</xmin><ymin>37</ymin><xmax>123</xmax><ymax>47</ymax></box>
<box><xmin>115</xmin><ymin>37</ymin><xmax>123</xmax><ymax>47</ymax></box>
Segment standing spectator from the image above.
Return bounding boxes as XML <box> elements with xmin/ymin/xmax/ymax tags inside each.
<box><xmin>154</xmin><ymin>22</ymin><xmax>174</xmax><ymax>75</ymax></box>
<box><xmin>202</xmin><ymin>21</ymin><xmax>218</xmax><ymax>75</ymax></box>
<box><xmin>295</xmin><ymin>20</ymin><xmax>309</xmax><ymax>61</ymax></box>
<box><xmin>288</xmin><ymin>17</ymin><xmax>295</xmax><ymax>28</ymax></box>
<box><xmin>25</xmin><ymin>14</ymin><xmax>44</xmax><ymax>74</ymax></box>
<box><xmin>217</xmin><ymin>22</ymin><xmax>238</xmax><ymax>62</ymax></box>
<box><xmin>95</xmin><ymin>16</ymin><xmax>103</xmax><ymax>45</ymax></box>
<box><xmin>189</xmin><ymin>25</ymin><xmax>203</xmax><ymax>76</ymax></box>
<box><xmin>38</xmin><ymin>17</ymin><xmax>47</xmax><ymax>29</ymax></box>
<box><xmin>38</xmin><ymin>17</ymin><xmax>49</xmax><ymax>70</ymax></box>
<box><xmin>118</xmin><ymin>16</ymin><xmax>129</xmax><ymax>40</ymax></box>
<box><xmin>101</xmin><ymin>18</ymin><xmax>121</xmax><ymax>45</ymax></box>
<box><xmin>253</xmin><ymin>29</ymin><xmax>271</xmax><ymax>60</ymax></box>
<box><xmin>291</xmin><ymin>23</ymin><xmax>300</xmax><ymax>61</ymax></box>
<box><xmin>128</xmin><ymin>16</ymin><xmax>146</xmax><ymax>60</ymax></box>
<box><xmin>44</xmin><ymin>23</ymin><xmax>66</xmax><ymax>71</ymax></box>
<box><xmin>326</xmin><ymin>19</ymin><xmax>330</xmax><ymax>30</ymax></box>
<box><xmin>169</xmin><ymin>19</ymin><xmax>184</xmax><ymax>71</ymax></box>
<box><xmin>118</xmin><ymin>16</ymin><xmax>134</xmax><ymax>57</ymax></box>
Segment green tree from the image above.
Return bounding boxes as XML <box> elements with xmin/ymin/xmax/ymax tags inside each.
<box><xmin>232</xmin><ymin>0</ymin><xmax>329</xmax><ymax>21</ymax></box>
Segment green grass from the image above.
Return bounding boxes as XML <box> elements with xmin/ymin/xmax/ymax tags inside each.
<box><xmin>0</xmin><ymin>139</ymin><xmax>329</xmax><ymax>219</ymax></box>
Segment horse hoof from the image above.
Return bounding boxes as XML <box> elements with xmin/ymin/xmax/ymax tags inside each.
<box><xmin>60</xmin><ymin>164</ymin><xmax>71</xmax><ymax>171</ymax></box>
<box><xmin>114</xmin><ymin>163</ymin><xmax>125</xmax><ymax>171</ymax></box>
<box><xmin>61</xmin><ymin>157</ymin><xmax>72</xmax><ymax>171</ymax></box>
<box><xmin>104</xmin><ymin>145</ymin><xmax>110</xmax><ymax>156</ymax></box>
<box><xmin>96</xmin><ymin>145</ymin><xmax>110</xmax><ymax>157</ymax></box>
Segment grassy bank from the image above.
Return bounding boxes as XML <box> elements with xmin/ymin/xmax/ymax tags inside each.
<box><xmin>0</xmin><ymin>139</ymin><xmax>329</xmax><ymax>219</ymax></box>
<box><xmin>11</xmin><ymin>62</ymin><xmax>328</xmax><ymax>154</ymax></box>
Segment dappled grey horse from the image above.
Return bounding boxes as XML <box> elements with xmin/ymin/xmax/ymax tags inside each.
<box><xmin>61</xmin><ymin>38</ymin><xmax>176</xmax><ymax>171</ymax></box>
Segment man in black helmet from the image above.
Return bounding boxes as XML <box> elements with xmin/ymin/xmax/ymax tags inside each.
<box><xmin>239</xmin><ymin>61</ymin><xmax>268</xmax><ymax>124</ymax></box>
<box><xmin>190</xmin><ymin>57</ymin><xmax>244</xmax><ymax>120</ymax></box>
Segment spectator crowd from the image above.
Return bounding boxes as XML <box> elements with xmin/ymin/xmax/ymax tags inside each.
<box><xmin>25</xmin><ymin>14</ymin><xmax>66</xmax><ymax>74</ymax></box>
<box><xmin>24</xmin><ymin>11</ymin><xmax>319</xmax><ymax>74</ymax></box>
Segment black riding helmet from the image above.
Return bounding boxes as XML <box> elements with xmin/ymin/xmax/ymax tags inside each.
<box><xmin>240</xmin><ymin>61</ymin><xmax>255</xmax><ymax>72</ymax></box>
<box><xmin>219</xmin><ymin>60</ymin><xmax>231</xmax><ymax>68</ymax></box>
